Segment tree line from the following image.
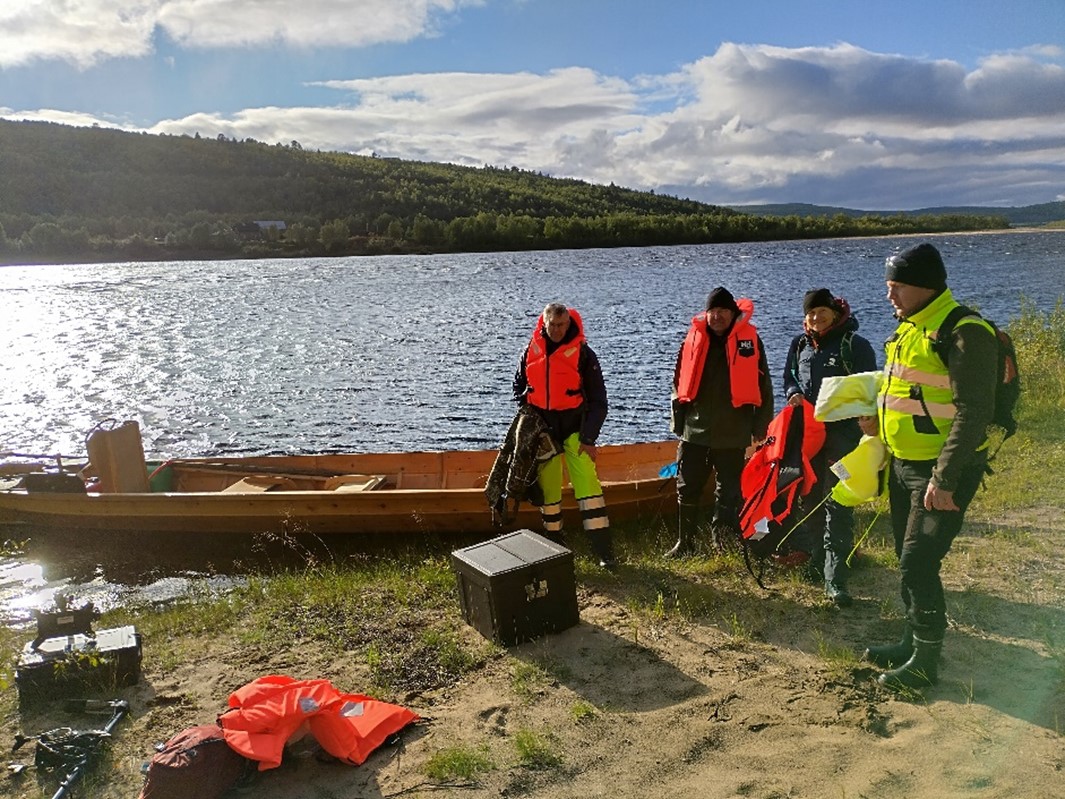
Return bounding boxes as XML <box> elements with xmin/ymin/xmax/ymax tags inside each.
<box><xmin>0</xmin><ymin>120</ymin><xmax>1009</xmax><ymax>263</ymax></box>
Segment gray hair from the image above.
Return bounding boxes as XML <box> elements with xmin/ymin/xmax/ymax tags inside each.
<box><xmin>543</xmin><ymin>302</ymin><xmax>569</xmax><ymax>319</ymax></box>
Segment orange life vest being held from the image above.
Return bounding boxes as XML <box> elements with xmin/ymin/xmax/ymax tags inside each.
<box><xmin>525</xmin><ymin>307</ymin><xmax>586</xmax><ymax>411</ymax></box>
<box><xmin>739</xmin><ymin>399</ymin><xmax>826</xmax><ymax>542</ymax></box>
<box><xmin>675</xmin><ymin>297</ymin><xmax>763</xmax><ymax>408</ymax></box>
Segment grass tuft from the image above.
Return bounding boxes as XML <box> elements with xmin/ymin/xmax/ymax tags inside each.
<box><xmin>510</xmin><ymin>660</ymin><xmax>551</xmax><ymax>702</ymax></box>
<box><xmin>570</xmin><ymin>700</ymin><xmax>599</xmax><ymax>723</ymax></box>
<box><xmin>512</xmin><ymin>727</ymin><xmax>563</xmax><ymax>769</ymax></box>
<box><xmin>424</xmin><ymin>744</ymin><xmax>495</xmax><ymax>782</ymax></box>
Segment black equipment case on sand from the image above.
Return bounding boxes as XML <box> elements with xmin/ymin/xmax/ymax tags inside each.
<box><xmin>451</xmin><ymin>529</ymin><xmax>579</xmax><ymax>646</ymax></box>
<box><xmin>16</xmin><ymin>600</ymin><xmax>142</xmax><ymax>705</ymax></box>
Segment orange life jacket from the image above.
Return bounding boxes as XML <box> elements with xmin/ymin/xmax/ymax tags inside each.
<box><xmin>219</xmin><ymin>675</ymin><xmax>419</xmax><ymax>770</ymax></box>
<box><xmin>738</xmin><ymin>399</ymin><xmax>826</xmax><ymax>542</ymax></box>
<box><xmin>675</xmin><ymin>298</ymin><xmax>763</xmax><ymax>407</ymax></box>
<box><xmin>525</xmin><ymin>307</ymin><xmax>586</xmax><ymax>411</ymax></box>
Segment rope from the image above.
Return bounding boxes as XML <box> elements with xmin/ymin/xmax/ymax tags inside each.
<box><xmin>847</xmin><ymin>508</ymin><xmax>882</xmax><ymax>567</ymax></box>
<box><xmin>772</xmin><ymin>490</ymin><xmax>833</xmax><ymax>552</ymax></box>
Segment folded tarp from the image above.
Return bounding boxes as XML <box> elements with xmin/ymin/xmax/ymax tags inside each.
<box><xmin>814</xmin><ymin>370</ymin><xmax>883</xmax><ymax>422</ymax></box>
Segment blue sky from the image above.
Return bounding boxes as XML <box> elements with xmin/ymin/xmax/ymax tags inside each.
<box><xmin>2</xmin><ymin>0</ymin><xmax>1063</xmax><ymax>210</ymax></box>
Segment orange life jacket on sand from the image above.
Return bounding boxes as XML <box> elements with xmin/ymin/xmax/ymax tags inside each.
<box><xmin>739</xmin><ymin>399</ymin><xmax>826</xmax><ymax>545</ymax></box>
<box><xmin>675</xmin><ymin>298</ymin><xmax>763</xmax><ymax>408</ymax></box>
<box><xmin>525</xmin><ymin>307</ymin><xmax>586</xmax><ymax>411</ymax></box>
<box><xmin>219</xmin><ymin>675</ymin><xmax>420</xmax><ymax>770</ymax></box>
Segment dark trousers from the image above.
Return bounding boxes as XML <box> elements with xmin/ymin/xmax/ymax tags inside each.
<box><xmin>793</xmin><ymin>448</ymin><xmax>855</xmax><ymax>584</ymax></box>
<box><xmin>676</xmin><ymin>440</ymin><xmax>745</xmax><ymax>529</ymax></box>
<box><xmin>888</xmin><ymin>455</ymin><xmax>986</xmax><ymax>640</ymax></box>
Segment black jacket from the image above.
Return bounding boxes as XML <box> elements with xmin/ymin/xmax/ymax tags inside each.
<box><xmin>783</xmin><ymin>311</ymin><xmax>878</xmax><ymax>457</ymax></box>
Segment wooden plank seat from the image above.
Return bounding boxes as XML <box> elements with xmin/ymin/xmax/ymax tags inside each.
<box><xmin>222</xmin><ymin>475</ymin><xmax>299</xmax><ymax>493</ymax></box>
<box><xmin>323</xmin><ymin>474</ymin><xmax>387</xmax><ymax>493</ymax></box>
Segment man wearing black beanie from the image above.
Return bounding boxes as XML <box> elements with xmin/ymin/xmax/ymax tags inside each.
<box><xmin>861</xmin><ymin>242</ymin><xmax>999</xmax><ymax>690</ymax></box>
<box><xmin>883</xmin><ymin>242</ymin><xmax>948</xmax><ymax>291</ymax></box>
<box><xmin>666</xmin><ymin>286</ymin><xmax>774</xmax><ymax>557</ymax></box>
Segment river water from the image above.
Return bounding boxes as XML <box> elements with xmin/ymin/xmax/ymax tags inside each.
<box><xmin>2</xmin><ymin>231</ymin><xmax>1063</xmax><ymax>625</ymax></box>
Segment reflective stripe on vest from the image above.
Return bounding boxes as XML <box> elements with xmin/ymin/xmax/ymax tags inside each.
<box><xmin>676</xmin><ymin>297</ymin><xmax>762</xmax><ymax>408</ymax></box>
<box><xmin>882</xmin><ymin>393</ymin><xmax>956</xmax><ymax>420</ymax></box>
<box><xmin>886</xmin><ymin>363</ymin><xmax>952</xmax><ymax>390</ymax></box>
<box><xmin>526</xmin><ymin>307</ymin><xmax>585</xmax><ymax>411</ymax></box>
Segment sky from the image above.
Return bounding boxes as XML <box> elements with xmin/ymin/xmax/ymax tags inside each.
<box><xmin>2</xmin><ymin>0</ymin><xmax>1064</xmax><ymax>211</ymax></box>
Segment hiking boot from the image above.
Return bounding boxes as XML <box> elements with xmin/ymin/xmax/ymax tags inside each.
<box><xmin>825</xmin><ymin>582</ymin><xmax>852</xmax><ymax>607</ymax></box>
<box><xmin>877</xmin><ymin>637</ymin><xmax>942</xmax><ymax>690</ymax></box>
<box><xmin>862</xmin><ymin>626</ymin><xmax>914</xmax><ymax>669</ymax></box>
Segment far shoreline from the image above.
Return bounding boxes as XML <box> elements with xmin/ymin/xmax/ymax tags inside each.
<box><xmin>2</xmin><ymin>226</ymin><xmax>1063</xmax><ymax>269</ymax></box>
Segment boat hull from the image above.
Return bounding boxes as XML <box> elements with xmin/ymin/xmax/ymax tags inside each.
<box><xmin>0</xmin><ymin>441</ymin><xmax>677</xmax><ymax>536</ymax></box>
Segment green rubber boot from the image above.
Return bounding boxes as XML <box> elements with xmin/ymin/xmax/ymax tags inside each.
<box><xmin>862</xmin><ymin>625</ymin><xmax>914</xmax><ymax>669</ymax></box>
<box><xmin>877</xmin><ymin>636</ymin><xmax>942</xmax><ymax>690</ymax></box>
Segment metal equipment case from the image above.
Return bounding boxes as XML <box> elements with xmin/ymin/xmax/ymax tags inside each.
<box><xmin>451</xmin><ymin>529</ymin><xmax>579</xmax><ymax>646</ymax></box>
<box><xmin>16</xmin><ymin>601</ymin><xmax>142</xmax><ymax>704</ymax></box>
<box><xmin>17</xmin><ymin>626</ymin><xmax>142</xmax><ymax>704</ymax></box>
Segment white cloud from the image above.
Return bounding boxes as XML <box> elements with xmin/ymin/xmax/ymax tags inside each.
<box><xmin>5</xmin><ymin>40</ymin><xmax>1065</xmax><ymax>208</ymax></box>
<box><xmin>0</xmin><ymin>0</ymin><xmax>482</xmax><ymax>68</ymax></box>
<box><xmin>0</xmin><ymin>1</ymin><xmax>160</xmax><ymax>69</ymax></box>
<box><xmin>157</xmin><ymin>0</ymin><xmax>481</xmax><ymax>49</ymax></box>
<box><xmin>206</xmin><ymin>43</ymin><xmax>1061</xmax><ymax>207</ymax></box>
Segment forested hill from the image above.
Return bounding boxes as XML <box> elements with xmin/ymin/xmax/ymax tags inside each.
<box><xmin>0</xmin><ymin>119</ymin><xmax>1010</xmax><ymax>264</ymax></box>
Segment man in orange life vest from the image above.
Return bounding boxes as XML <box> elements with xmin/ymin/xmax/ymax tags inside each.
<box><xmin>666</xmin><ymin>287</ymin><xmax>774</xmax><ymax>557</ymax></box>
<box><xmin>513</xmin><ymin>303</ymin><xmax>615</xmax><ymax>569</ymax></box>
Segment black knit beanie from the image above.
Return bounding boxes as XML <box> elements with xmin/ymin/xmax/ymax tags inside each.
<box><xmin>803</xmin><ymin>288</ymin><xmax>838</xmax><ymax>314</ymax></box>
<box><xmin>705</xmin><ymin>286</ymin><xmax>740</xmax><ymax>313</ymax></box>
<box><xmin>884</xmin><ymin>243</ymin><xmax>947</xmax><ymax>290</ymax></box>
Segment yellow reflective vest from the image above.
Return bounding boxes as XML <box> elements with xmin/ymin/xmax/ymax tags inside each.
<box><xmin>878</xmin><ymin>289</ymin><xmax>992</xmax><ymax>461</ymax></box>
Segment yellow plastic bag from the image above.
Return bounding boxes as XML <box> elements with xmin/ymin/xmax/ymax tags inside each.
<box><xmin>830</xmin><ymin>435</ymin><xmax>889</xmax><ymax>507</ymax></box>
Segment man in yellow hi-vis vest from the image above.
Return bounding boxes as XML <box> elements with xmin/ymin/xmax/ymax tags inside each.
<box><xmin>859</xmin><ymin>242</ymin><xmax>998</xmax><ymax>690</ymax></box>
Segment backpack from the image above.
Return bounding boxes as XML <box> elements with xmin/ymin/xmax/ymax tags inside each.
<box><xmin>138</xmin><ymin>724</ymin><xmax>253</xmax><ymax>799</ymax></box>
<box><xmin>932</xmin><ymin>305</ymin><xmax>1020</xmax><ymax>442</ymax></box>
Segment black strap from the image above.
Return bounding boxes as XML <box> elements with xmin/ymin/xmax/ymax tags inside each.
<box><xmin>933</xmin><ymin>304</ymin><xmax>978</xmax><ymax>365</ymax></box>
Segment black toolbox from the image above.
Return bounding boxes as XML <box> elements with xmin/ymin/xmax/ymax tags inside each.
<box><xmin>16</xmin><ymin>599</ymin><xmax>142</xmax><ymax>704</ymax></box>
<box><xmin>451</xmin><ymin>529</ymin><xmax>579</xmax><ymax>646</ymax></box>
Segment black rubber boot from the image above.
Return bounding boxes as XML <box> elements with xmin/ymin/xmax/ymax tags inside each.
<box><xmin>825</xmin><ymin>582</ymin><xmax>852</xmax><ymax>607</ymax></box>
<box><xmin>877</xmin><ymin>636</ymin><xmax>942</xmax><ymax>690</ymax></box>
<box><xmin>588</xmin><ymin>530</ymin><xmax>617</xmax><ymax>571</ymax></box>
<box><xmin>862</xmin><ymin>625</ymin><xmax>914</xmax><ymax>669</ymax></box>
<box><xmin>664</xmin><ymin>504</ymin><xmax>698</xmax><ymax>558</ymax></box>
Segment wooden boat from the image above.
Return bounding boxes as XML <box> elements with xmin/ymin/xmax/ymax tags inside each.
<box><xmin>0</xmin><ymin>440</ymin><xmax>678</xmax><ymax>536</ymax></box>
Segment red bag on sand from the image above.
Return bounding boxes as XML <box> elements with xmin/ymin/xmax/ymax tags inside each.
<box><xmin>138</xmin><ymin>723</ymin><xmax>252</xmax><ymax>799</ymax></box>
